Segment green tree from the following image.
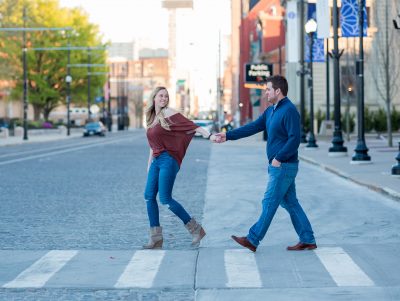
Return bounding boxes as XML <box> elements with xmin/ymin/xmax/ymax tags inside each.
<box><xmin>0</xmin><ymin>0</ymin><xmax>107</xmax><ymax>121</ymax></box>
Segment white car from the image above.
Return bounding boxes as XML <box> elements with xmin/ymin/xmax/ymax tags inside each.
<box><xmin>193</xmin><ymin>119</ymin><xmax>214</xmax><ymax>136</ymax></box>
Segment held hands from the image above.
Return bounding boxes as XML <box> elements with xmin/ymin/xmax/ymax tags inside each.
<box><xmin>212</xmin><ymin>132</ymin><xmax>226</xmax><ymax>143</ymax></box>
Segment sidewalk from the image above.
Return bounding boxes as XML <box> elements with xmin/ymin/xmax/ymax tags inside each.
<box><xmin>0</xmin><ymin>130</ymin><xmax>83</xmax><ymax>147</ymax></box>
<box><xmin>298</xmin><ymin>135</ymin><xmax>400</xmax><ymax>201</ymax></box>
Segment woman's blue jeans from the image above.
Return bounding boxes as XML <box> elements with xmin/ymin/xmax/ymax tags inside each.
<box><xmin>247</xmin><ymin>162</ymin><xmax>316</xmax><ymax>247</ymax></box>
<box><xmin>144</xmin><ymin>151</ymin><xmax>191</xmax><ymax>227</ymax></box>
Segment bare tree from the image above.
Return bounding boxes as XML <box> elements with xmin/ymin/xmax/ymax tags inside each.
<box><xmin>370</xmin><ymin>0</ymin><xmax>400</xmax><ymax>146</ymax></box>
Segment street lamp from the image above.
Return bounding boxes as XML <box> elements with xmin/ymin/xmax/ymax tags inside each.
<box><xmin>305</xmin><ymin>19</ymin><xmax>318</xmax><ymax>148</ymax></box>
<box><xmin>87</xmin><ymin>48</ymin><xmax>92</xmax><ymax>122</ymax></box>
<box><xmin>65</xmin><ymin>74</ymin><xmax>72</xmax><ymax>136</ymax></box>
<box><xmin>298</xmin><ymin>0</ymin><xmax>307</xmax><ymax>143</ymax></box>
<box><xmin>352</xmin><ymin>0</ymin><xmax>371</xmax><ymax>163</ymax></box>
<box><xmin>392</xmin><ymin>142</ymin><xmax>400</xmax><ymax>176</ymax></box>
<box><xmin>107</xmin><ymin>68</ymin><xmax>112</xmax><ymax>132</ymax></box>
<box><xmin>328</xmin><ymin>0</ymin><xmax>347</xmax><ymax>156</ymax></box>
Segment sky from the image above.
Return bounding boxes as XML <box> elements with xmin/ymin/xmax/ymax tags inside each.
<box><xmin>59</xmin><ymin>0</ymin><xmax>169</xmax><ymax>47</ymax></box>
<box><xmin>58</xmin><ymin>0</ymin><xmax>232</xmax><ymax>111</ymax></box>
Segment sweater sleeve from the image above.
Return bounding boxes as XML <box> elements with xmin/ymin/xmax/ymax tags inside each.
<box><xmin>274</xmin><ymin>108</ymin><xmax>301</xmax><ymax>162</ymax></box>
<box><xmin>226</xmin><ymin>110</ymin><xmax>266</xmax><ymax>140</ymax></box>
<box><xmin>169</xmin><ymin>114</ymin><xmax>199</xmax><ymax>133</ymax></box>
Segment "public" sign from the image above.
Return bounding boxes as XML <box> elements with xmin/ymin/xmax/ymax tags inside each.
<box><xmin>245</xmin><ymin>63</ymin><xmax>273</xmax><ymax>83</ymax></box>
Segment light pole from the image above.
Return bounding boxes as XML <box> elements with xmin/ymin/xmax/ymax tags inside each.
<box><xmin>328</xmin><ymin>0</ymin><xmax>347</xmax><ymax>156</ymax></box>
<box><xmin>87</xmin><ymin>48</ymin><xmax>91</xmax><ymax>122</ymax></box>
<box><xmin>392</xmin><ymin>142</ymin><xmax>400</xmax><ymax>176</ymax></box>
<box><xmin>65</xmin><ymin>73</ymin><xmax>72</xmax><ymax>136</ymax></box>
<box><xmin>305</xmin><ymin>19</ymin><xmax>318</xmax><ymax>148</ymax></box>
<box><xmin>299</xmin><ymin>0</ymin><xmax>307</xmax><ymax>143</ymax></box>
<box><xmin>22</xmin><ymin>7</ymin><xmax>28</xmax><ymax>140</ymax></box>
<box><xmin>107</xmin><ymin>68</ymin><xmax>112</xmax><ymax>132</ymax></box>
<box><xmin>326</xmin><ymin>38</ymin><xmax>330</xmax><ymax>120</ymax></box>
<box><xmin>66</xmin><ymin>32</ymin><xmax>72</xmax><ymax>136</ymax></box>
<box><xmin>352</xmin><ymin>0</ymin><xmax>371</xmax><ymax>163</ymax></box>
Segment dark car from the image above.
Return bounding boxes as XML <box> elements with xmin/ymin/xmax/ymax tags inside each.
<box><xmin>83</xmin><ymin>121</ymin><xmax>106</xmax><ymax>137</ymax></box>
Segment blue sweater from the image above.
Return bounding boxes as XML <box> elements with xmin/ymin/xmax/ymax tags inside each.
<box><xmin>226</xmin><ymin>97</ymin><xmax>300</xmax><ymax>164</ymax></box>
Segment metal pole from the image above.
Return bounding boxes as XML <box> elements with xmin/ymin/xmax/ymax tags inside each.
<box><xmin>87</xmin><ymin>48</ymin><xmax>92</xmax><ymax>122</ymax></box>
<box><xmin>352</xmin><ymin>0</ymin><xmax>370</xmax><ymax>162</ymax></box>
<box><xmin>326</xmin><ymin>38</ymin><xmax>330</xmax><ymax>120</ymax></box>
<box><xmin>329</xmin><ymin>0</ymin><xmax>347</xmax><ymax>155</ymax></box>
<box><xmin>299</xmin><ymin>0</ymin><xmax>307</xmax><ymax>143</ymax></box>
<box><xmin>307</xmin><ymin>32</ymin><xmax>318</xmax><ymax>148</ymax></box>
<box><xmin>22</xmin><ymin>7</ymin><xmax>28</xmax><ymax>141</ymax></box>
<box><xmin>392</xmin><ymin>142</ymin><xmax>400</xmax><ymax>176</ymax></box>
<box><xmin>107</xmin><ymin>67</ymin><xmax>112</xmax><ymax>132</ymax></box>
<box><xmin>66</xmin><ymin>34</ymin><xmax>71</xmax><ymax>136</ymax></box>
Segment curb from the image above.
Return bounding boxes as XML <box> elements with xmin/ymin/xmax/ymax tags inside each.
<box><xmin>299</xmin><ymin>154</ymin><xmax>400</xmax><ymax>202</ymax></box>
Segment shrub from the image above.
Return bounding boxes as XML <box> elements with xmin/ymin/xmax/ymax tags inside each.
<box><xmin>392</xmin><ymin>106</ymin><xmax>400</xmax><ymax>132</ymax></box>
<box><xmin>374</xmin><ymin>108</ymin><xmax>387</xmax><ymax>133</ymax></box>
<box><xmin>364</xmin><ymin>107</ymin><xmax>375</xmax><ymax>132</ymax></box>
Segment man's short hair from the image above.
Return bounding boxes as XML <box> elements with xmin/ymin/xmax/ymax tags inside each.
<box><xmin>266</xmin><ymin>75</ymin><xmax>288</xmax><ymax>96</ymax></box>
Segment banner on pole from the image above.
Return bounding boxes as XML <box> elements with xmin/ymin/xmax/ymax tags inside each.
<box><xmin>316</xmin><ymin>0</ymin><xmax>330</xmax><ymax>39</ymax></box>
<box><xmin>340</xmin><ymin>0</ymin><xmax>368</xmax><ymax>37</ymax></box>
<box><xmin>305</xmin><ymin>3</ymin><xmax>325</xmax><ymax>62</ymax></box>
<box><xmin>287</xmin><ymin>0</ymin><xmax>299</xmax><ymax>63</ymax></box>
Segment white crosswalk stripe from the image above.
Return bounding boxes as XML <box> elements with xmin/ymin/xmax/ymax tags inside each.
<box><xmin>3</xmin><ymin>250</ymin><xmax>78</xmax><ymax>288</ymax></box>
<box><xmin>224</xmin><ymin>249</ymin><xmax>262</xmax><ymax>288</ymax></box>
<box><xmin>0</xmin><ymin>247</ymin><xmax>379</xmax><ymax>289</ymax></box>
<box><xmin>114</xmin><ymin>250</ymin><xmax>165</xmax><ymax>288</ymax></box>
<box><xmin>314</xmin><ymin>247</ymin><xmax>375</xmax><ymax>287</ymax></box>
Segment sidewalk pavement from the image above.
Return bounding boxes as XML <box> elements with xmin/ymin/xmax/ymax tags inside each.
<box><xmin>298</xmin><ymin>135</ymin><xmax>400</xmax><ymax>201</ymax></box>
<box><xmin>0</xmin><ymin>131</ymin><xmax>83</xmax><ymax>147</ymax></box>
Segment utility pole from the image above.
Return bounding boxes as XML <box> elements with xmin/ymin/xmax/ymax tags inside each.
<box><xmin>328</xmin><ymin>0</ymin><xmax>347</xmax><ymax>156</ymax></box>
<box><xmin>22</xmin><ymin>7</ymin><xmax>28</xmax><ymax>140</ymax></box>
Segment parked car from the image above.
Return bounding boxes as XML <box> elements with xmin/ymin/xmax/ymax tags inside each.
<box><xmin>83</xmin><ymin>121</ymin><xmax>106</xmax><ymax>137</ymax></box>
<box><xmin>192</xmin><ymin>119</ymin><xmax>214</xmax><ymax>137</ymax></box>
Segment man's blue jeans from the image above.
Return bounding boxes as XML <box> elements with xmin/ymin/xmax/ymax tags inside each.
<box><xmin>247</xmin><ymin>162</ymin><xmax>315</xmax><ymax>247</ymax></box>
<box><xmin>144</xmin><ymin>151</ymin><xmax>191</xmax><ymax>227</ymax></box>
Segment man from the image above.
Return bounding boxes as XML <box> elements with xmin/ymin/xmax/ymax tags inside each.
<box><xmin>214</xmin><ymin>75</ymin><xmax>316</xmax><ymax>252</ymax></box>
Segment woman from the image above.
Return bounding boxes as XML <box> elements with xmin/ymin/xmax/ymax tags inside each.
<box><xmin>143</xmin><ymin>86</ymin><xmax>215</xmax><ymax>249</ymax></box>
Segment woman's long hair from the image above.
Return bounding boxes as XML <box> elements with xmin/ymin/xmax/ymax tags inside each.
<box><xmin>145</xmin><ymin>86</ymin><xmax>170</xmax><ymax>131</ymax></box>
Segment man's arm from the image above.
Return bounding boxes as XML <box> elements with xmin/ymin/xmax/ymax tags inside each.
<box><xmin>225</xmin><ymin>111</ymin><xmax>267</xmax><ymax>141</ymax></box>
<box><xmin>274</xmin><ymin>109</ymin><xmax>301</xmax><ymax>162</ymax></box>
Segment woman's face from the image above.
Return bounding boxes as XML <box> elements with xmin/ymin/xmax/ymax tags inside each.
<box><xmin>154</xmin><ymin>89</ymin><xmax>169</xmax><ymax>109</ymax></box>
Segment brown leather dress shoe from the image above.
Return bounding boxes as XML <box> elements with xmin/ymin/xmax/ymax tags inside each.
<box><xmin>231</xmin><ymin>235</ymin><xmax>257</xmax><ymax>252</ymax></box>
<box><xmin>287</xmin><ymin>242</ymin><xmax>317</xmax><ymax>251</ymax></box>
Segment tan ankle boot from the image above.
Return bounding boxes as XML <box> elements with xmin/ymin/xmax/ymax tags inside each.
<box><xmin>185</xmin><ymin>218</ymin><xmax>206</xmax><ymax>246</ymax></box>
<box><xmin>143</xmin><ymin>226</ymin><xmax>163</xmax><ymax>249</ymax></box>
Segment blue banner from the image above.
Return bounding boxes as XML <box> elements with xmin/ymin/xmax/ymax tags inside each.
<box><xmin>340</xmin><ymin>0</ymin><xmax>367</xmax><ymax>37</ymax></box>
<box><xmin>305</xmin><ymin>36</ymin><xmax>325</xmax><ymax>63</ymax></box>
<box><xmin>305</xmin><ymin>3</ymin><xmax>325</xmax><ymax>62</ymax></box>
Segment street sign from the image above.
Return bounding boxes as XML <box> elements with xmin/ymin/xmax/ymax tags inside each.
<box><xmin>244</xmin><ymin>63</ymin><xmax>273</xmax><ymax>88</ymax></box>
<box><xmin>95</xmin><ymin>96</ymin><xmax>104</xmax><ymax>103</ymax></box>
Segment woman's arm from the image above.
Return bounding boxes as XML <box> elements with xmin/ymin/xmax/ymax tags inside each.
<box><xmin>147</xmin><ymin>148</ymin><xmax>153</xmax><ymax>172</ymax></box>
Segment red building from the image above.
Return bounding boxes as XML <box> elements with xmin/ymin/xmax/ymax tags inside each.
<box><xmin>238</xmin><ymin>0</ymin><xmax>285</xmax><ymax>124</ymax></box>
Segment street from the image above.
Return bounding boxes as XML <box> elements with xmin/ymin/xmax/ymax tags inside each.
<box><xmin>0</xmin><ymin>132</ymin><xmax>399</xmax><ymax>300</ymax></box>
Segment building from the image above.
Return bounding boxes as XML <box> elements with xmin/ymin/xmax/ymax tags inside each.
<box><xmin>230</xmin><ymin>0</ymin><xmax>286</xmax><ymax>125</ymax></box>
<box><xmin>108</xmin><ymin>46</ymin><xmax>169</xmax><ymax>129</ymax></box>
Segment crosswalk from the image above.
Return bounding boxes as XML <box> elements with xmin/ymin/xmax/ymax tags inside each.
<box><xmin>0</xmin><ymin>246</ymin><xmax>396</xmax><ymax>290</ymax></box>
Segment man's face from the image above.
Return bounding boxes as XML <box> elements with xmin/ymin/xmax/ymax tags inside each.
<box><xmin>264</xmin><ymin>82</ymin><xmax>279</xmax><ymax>104</ymax></box>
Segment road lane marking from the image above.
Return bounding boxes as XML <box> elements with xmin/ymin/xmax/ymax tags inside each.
<box><xmin>114</xmin><ymin>250</ymin><xmax>165</xmax><ymax>288</ymax></box>
<box><xmin>0</xmin><ymin>136</ymin><xmax>137</xmax><ymax>166</ymax></box>
<box><xmin>224</xmin><ymin>249</ymin><xmax>262</xmax><ymax>288</ymax></box>
<box><xmin>314</xmin><ymin>247</ymin><xmax>374</xmax><ymax>287</ymax></box>
<box><xmin>3</xmin><ymin>250</ymin><xmax>78</xmax><ymax>288</ymax></box>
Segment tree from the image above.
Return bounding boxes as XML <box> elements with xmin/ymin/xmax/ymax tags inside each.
<box><xmin>0</xmin><ymin>0</ymin><xmax>107</xmax><ymax>121</ymax></box>
<box><xmin>369</xmin><ymin>0</ymin><xmax>400</xmax><ymax>147</ymax></box>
